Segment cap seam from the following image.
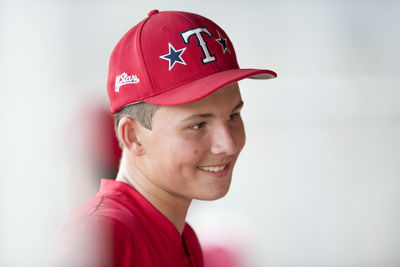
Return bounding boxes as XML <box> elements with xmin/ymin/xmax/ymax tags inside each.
<box><xmin>175</xmin><ymin>11</ymin><xmax>197</xmax><ymax>28</ymax></box>
<box><xmin>138</xmin><ymin>15</ymin><xmax>156</xmax><ymax>95</ymax></box>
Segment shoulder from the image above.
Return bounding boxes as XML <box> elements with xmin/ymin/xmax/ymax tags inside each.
<box><xmin>50</xmin><ymin>214</ymin><xmax>134</xmax><ymax>266</ymax></box>
<box><xmin>57</xmin><ymin>190</ymin><xmax>146</xmax><ymax>245</ymax></box>
<box><xmin>50</xmin><ymin>193</ymin><xmax>143</xmax><ymax>267</ymax></box>
<box><xmin>69</xmin><ymin>188</ymin><xmax>143</xmax><ymax>229</ymax></box>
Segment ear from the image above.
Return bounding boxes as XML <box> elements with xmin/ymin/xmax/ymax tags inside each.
<box><xmin>117</xmin><ymin>117</ymin><xmax>146</xmax><ymax>156</ymax></box>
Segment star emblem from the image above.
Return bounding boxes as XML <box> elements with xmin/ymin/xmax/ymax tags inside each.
<box><xmin>215</xmin><ymin>30</ymin><xmax>231</xmax><ymax>55</ymax></box>
<box><xmin>159</xmin><ymin>43</ymin><xmax>187</xmax><ymax>71</ymax></box>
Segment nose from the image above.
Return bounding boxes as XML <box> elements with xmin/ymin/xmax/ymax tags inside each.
<box><xmin>210</xmin><ymin>125</ymin><xmax>243</xmax><ymax>156</ymax></box>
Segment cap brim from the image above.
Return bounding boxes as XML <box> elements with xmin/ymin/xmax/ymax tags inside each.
<box><xmin>144</xmin><ymin>68</ymin><xmax>277</xmax><ymax>106</ymax></box>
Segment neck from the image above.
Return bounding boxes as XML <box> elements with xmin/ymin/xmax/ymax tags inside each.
<box><xmin>116</xmin><ymin>155</ymin><xmax>191</xmax><ymax>234</ymax></box>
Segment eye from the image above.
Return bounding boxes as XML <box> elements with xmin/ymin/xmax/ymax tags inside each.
<box><xmin>190</xmin><ymin>122</ymin><xmax>206</xmax><ymax>130</ymax></box>
<box><xmin>228</xmin><ymin>112</ymin><xmax>240</xmax><ymax>121</ymax></box>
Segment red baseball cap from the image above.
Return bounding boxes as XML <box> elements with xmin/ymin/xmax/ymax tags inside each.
<box><xmin>107</xmin><ymin>9</ymin><xmax>277</xmax><ymax>113</ymax></box>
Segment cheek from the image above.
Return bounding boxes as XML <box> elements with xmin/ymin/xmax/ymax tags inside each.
<box><xmin>161</xmin><ymin>135</ymin><xmax>208</xmax><ymax>168</ymax></box>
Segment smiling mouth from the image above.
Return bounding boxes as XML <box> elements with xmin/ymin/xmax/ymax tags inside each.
<box><xmin>197</xmin><ymin>165</ymin><xmax>227</xmax><ymax>173</ymax></box>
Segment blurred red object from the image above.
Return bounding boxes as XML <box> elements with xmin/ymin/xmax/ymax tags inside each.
<box><xmin>80</xmin><ymin>105</ymin><xmax>122</xmax><ymax>172</ymax></box>
<box><xmin>66</xmin><ymin>101</ymin><xmax>122</xmax><ymax>177</ymax></box>
<box><xmin>203</xmin><ymin>244</ymin><xmax>242</xmax><ymax>267</ymax></box>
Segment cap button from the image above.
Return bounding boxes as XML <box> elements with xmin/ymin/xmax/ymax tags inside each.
<box><xmin>148</xmin><ymin>9</ymin><xmax>159</xmax><ymax>17</ymax></box>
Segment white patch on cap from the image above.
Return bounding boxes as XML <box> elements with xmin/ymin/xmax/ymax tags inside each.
<box><xmin>115</xmin><ymin>72</ymin><xmax>140</xmax><ymax>92</ymax></box>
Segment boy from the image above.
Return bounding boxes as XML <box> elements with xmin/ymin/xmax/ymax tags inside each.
<box><xmin>52</xmin><ymin>9</ymin><xmax>276</xmax><ymax>267</ymax></box>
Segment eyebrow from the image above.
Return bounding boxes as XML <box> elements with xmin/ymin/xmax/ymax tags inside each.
<box><xmin>181</xmin><ymin>100</ymin><xmax>244</xmax><ymax>122</ymax></box>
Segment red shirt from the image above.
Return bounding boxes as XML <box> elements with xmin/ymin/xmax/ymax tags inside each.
<box><xmin>51</xmin><ymin>179</ymin><xmax>204</xmax><ymax>267</ymax></box>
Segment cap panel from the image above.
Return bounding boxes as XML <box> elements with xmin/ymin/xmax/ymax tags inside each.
<box><xmin>107</xmin><ymin>18</ymin><xmax>153</xmax><ymax>113</ymax></box>
<box><xmin>140</xmin><ymin>11</ymin><xmax>240</xmax><ymax>97</ymax></box>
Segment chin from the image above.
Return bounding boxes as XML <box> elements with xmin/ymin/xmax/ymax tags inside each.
<box><xmin>195</xmin><ymin>185</ymin><xmax>231</xmax><ymax>201</ymax></box>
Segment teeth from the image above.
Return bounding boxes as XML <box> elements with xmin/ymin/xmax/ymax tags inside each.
<box><xmin>198</xmin><ymin>165</ymin><xmax>226</xmax><ymax>172</ymax></box>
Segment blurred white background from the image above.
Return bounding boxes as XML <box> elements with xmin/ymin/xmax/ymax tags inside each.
<box><xmin>1</xmin><ymin>0</ymin><xmax>399</xmax><ymax>266</ymax></box>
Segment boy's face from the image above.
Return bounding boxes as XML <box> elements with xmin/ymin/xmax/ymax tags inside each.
<box><xmin>138</xmin><ymin>82</ymin><xmax>245</xmax><ymax>201</ymax></box>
